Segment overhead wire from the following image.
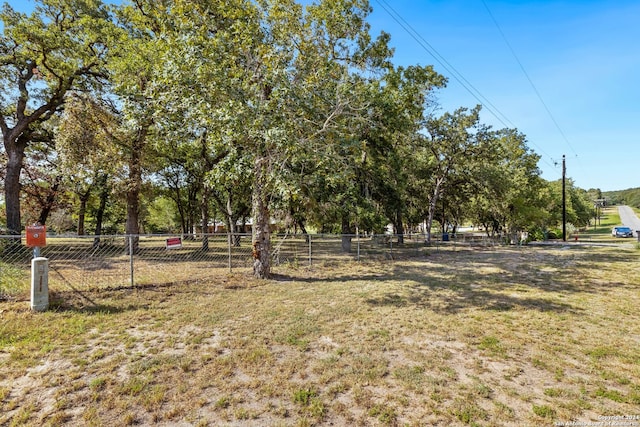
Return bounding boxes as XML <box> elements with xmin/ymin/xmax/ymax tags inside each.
<box><xmin>373</xmin><ymin>0</ymin><xmax>512</xmax><ymax>128</ymax></box>
<box><xmin>480</xmin><ymin>0</ymin><xmax>580</xmax><ymax>163</ymax></box>
<box><xmin>372</xmin><ymin>0</ymin><xmax>560</xmax><ymax>173</ymax></box>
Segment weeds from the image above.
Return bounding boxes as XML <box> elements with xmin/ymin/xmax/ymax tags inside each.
<box><xmin>293</xmin><ymin>388</ymin><xmax>317</xmax><ymax>406</ymax></box>
<box><xmin>369</xmin><ymin>403</ymin><xmax>397</xmax><ymax>424</ymax></box>
<box><xmin>532</xmin><ymin>404</ymin><xmax>555</xmax><ymax>418</ymax></box>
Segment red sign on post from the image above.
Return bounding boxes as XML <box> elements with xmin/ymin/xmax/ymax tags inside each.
<box><xmin>165</xmin><ymin>237</ymin><xmax>182</xmax><ymax>249</ymax></box>
<box><xmin>26</xmin><ymin>224</ymin><xmax>47</xmax><ymax>248</ymax></box>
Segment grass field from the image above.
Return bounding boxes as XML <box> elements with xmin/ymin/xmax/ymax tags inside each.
<box><xmin>1</xmin><ymin>242</ymin><xmax>640</xmax><ymax>426</ymax></box>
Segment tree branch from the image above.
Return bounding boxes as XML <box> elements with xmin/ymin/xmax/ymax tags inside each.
<box><xmin>0</xmin><ymin>114</ymin><xmax>8</xmax><ymax>140</ymax></box>
<box><xmin>16</xmin><ymin>60</ymin><xmax>36</xmax><ymax>122</ymax></box>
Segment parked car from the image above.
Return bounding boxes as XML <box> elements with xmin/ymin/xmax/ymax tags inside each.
<box><xmin>612</xmin><ymin>226</ymin><xmax>633</xmax><ymax>238</ymax></box>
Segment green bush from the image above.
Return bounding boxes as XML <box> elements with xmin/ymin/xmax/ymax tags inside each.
<box><xmin>548</xmin><ymin>229</ymin><xmax>561</xmax><ymax>240</ymax></box>
<box><xmin>527</xmin><ymin>227</ymin><xmax>546</xmax><ymax>242</ymax></box>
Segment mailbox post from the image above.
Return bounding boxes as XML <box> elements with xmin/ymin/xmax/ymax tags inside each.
<box><xmin>26</xmin><ymin>224</ymin><xmax>47</xmax><ymax>257</ymax></box>
<box><xmin>26</xmin><ymin>224</ymin><xmax>48</xmax><ymax>312</ymax></box>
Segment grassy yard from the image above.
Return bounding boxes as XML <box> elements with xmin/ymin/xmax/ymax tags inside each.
<box><xmin>1</xmin><ymin>243</ymin><xmax>640</xmax><ymax>426</ymax></box>
<box><xmin>574</xmin><ymin>206</ymin><xmax>621</xmax><ymax>241</ymax></box>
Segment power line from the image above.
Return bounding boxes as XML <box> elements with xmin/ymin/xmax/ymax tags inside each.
<box><xmin>480</xmin><ymin>0</ymin><xmax>580</xmax><ymax>160</ymax></box>
<box><xmin>372</xmin><ymin>0</ymin><xmax>559</xmax><ymax>173</ymax></box>
<box><xmin>374</xmin><ymin>0</ymin><xmax>511</xmax><ymax>128</ymax></box>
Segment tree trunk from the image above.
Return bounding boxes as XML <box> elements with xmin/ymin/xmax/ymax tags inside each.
<box><xmin>3</xmin><ymin>137</ymin><xmax>26</xmax><ymax>236</ymax></box>
<box><xmin>77</xmin><ymin>189</ymin><xmax>91</xmax><ymax>236</ymax></box>
<box><xmin>224</xmin><ymin>195</ymin><xmax>242</xmax><ymax>247</ymax></box>
<box><xmin>93</xmin><ymin>174</ymin><xmax>109</xmax><ymax>248</ymax></box>
<box><xmin>425</xmin><ymin>178</ymin><xmax>444</xmax><ymax>244</ymax></box>
<box><xmin>395</xmin><ymin>211</ymin><xmax>405</xmax><ymax>244</ymax></box>
<box><xmin>125</xmin><ymin>189</ymin><xmax>140</xmax><ymax>254</ymax></box>
<box><xmin>201</xmin><ymin>189</ymin><xmax>209</xmax><ymax>252</ymax></box>
<box><xmin>252</xmin><ymin>157</ymin><xmax>271</xmax><ymax>279</ymax></box>
<box><xmin>37</xmin><ymin>175</ymin><xmax>62</xmax><ymax>225</ymax></box>
<box><xmin>341</xmin><ymin>215</ymin><xmax>352</xmax><ymax>253</ymax></box>
<box><xmin>298</xmin><ymin>218</ymin><xmax>309</xmax><ymax>243</ymax></box>
<box><xmin>225</xmin><ymin>215</ymin><xmax>236</xmax><ymax>243</ymax></box>
<box><xmin>199</xmin><ymin>130</ymin><xmax>211</xmax><ymax>251</ymax></box>
<box><xmin>78</xmin><ymin>200</ymin><xmax>86</xmax><ymax>235</ymax></box>
<box><xmin>188</xmin><ymin>185</ymin><xmax>199</xmax><ymax>238</ymax></box>
<box><xmin>125</xmin><ymin>129</ymin><xmax>145</xmax><ymax>255</ymax></box>
<box><xmin>174</xmin><ymin>186</ymin><xmax>188</xmax><ymax>234</ymax></box>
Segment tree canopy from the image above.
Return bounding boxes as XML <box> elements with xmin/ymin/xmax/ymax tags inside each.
<box><xmin>0</xmin><ymin>0</ymin><xmax>599</xmax><ymax>277</ymax></box>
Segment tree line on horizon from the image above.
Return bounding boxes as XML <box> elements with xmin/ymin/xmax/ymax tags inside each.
<box><xmin>603</xmin><ymin>188</ymin><xmax>640</xmax><ymax>209</ymax></box>
<box><xmin>0</xmin><ymin>0</ymin><xmax>601</xmax><ymax>278</ymax></box>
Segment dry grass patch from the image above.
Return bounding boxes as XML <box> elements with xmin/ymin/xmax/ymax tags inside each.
<box><xmin>1</xmin><ymin>244</ymin><xmax>640</xmax><ymax>426</ymax></box>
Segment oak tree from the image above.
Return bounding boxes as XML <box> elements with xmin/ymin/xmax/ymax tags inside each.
<box><xmin>0</xmin><ymin>0</ymin><xmax>111</xmax><ymax>235</ymax></box>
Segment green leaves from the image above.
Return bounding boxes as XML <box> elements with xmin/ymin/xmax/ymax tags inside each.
<box><xmin>0</xmin><ymin>0</ymin><xmax>573</xmax><ymax>262</ymax></box>
<box><xmin>1</xmin><ymin>0</ymin><xmax>111</xmax><ymax>94</ymax></box>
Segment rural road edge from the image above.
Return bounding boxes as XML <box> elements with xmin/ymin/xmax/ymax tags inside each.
<box><xmin>617</xmin><ymin>205</ymin><xmax>640</xmax><ymax>237</ymax></box>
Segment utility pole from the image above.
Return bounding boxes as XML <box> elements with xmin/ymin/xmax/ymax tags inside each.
<box><xmin>562</xmin><ymin>155</ymin><xmax>566</xmax><ymax>242</ymax></box>
<box><xmin>594</xmin><ymin>198</ymin><xmax>606</xmax><ymax>229</ymax></box>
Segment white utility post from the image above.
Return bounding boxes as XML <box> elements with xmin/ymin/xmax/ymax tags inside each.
<box><xmin>30</xmin><ymin>257</ymin><xmax>49</xmax><ymax>312</ymax></box>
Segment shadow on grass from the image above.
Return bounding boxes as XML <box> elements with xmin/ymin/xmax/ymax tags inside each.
<box><xmin>48</xmin><ymin>292</ymin><xmax>131</xmax><ymax>314</ymax></box>
<box><xmin>365</xmin><ymin>285</ymin><xmax>577</xmax><ymax>314</ymax></box>
<box><xmin>30</xmin><ymin>245</ymin><xmax>639</xmax><ymax>316</ymax></box>
<box><xmin>45</xmin><ymin>275</ymin><xmax>250</xmax><ymax>314</ymax></box>
<box><xmin>276</xmin><ymin>245</ymin><xmax>640</xmax><ymax>314</ymax></box>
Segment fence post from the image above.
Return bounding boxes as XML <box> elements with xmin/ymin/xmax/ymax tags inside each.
<box><xmin>129</xmin><ymin>235</ymin><xmax>134</xmax><ymax>289</ymax></box>
<box><xmin>389</xmin><ymin>236</ymin><xmax>393</xmax><ymax>259</ymax></box>
<box><xmin>308</xmin><ymin>234</ymin><xmax>312</xmax><ymax>266</ymax></box>
<box><xmin>357</xmin><ymin>232</ymin><xmax>360</xmax><ymax>262</ymax></box>
<box><xmin>227</xmin><ymin>232</ymin><xmax>232</xmax><ymax>273</ymax></box>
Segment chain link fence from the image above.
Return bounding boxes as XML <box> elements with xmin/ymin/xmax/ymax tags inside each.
<box><xmin>1</xmin><ymin>232</ymin><xmax>504</xmax><ymax>298</ymax></box>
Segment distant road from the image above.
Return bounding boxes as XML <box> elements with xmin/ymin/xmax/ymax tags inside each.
<box><xmin>618</xmin><ymin>205</ymin><xmax>640</xmax><ymax>237</ymax></box>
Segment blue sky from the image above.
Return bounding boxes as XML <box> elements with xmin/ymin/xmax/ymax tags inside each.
<box><xmin>366</xmin><ymin>0</ymin><xmax>640</xmax><ymax>191</ymax></box>
<box><xmin>6</xmin><ymin>0</ymin><xmax>638</xmax><ymax>191</ymax></box>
